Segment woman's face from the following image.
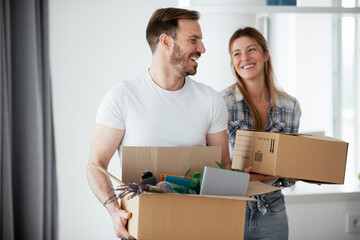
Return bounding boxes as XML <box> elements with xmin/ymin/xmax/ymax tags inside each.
<box><xmin>230</xmin><ymin>36</ymin><xmax>269</xmax><ymax>82</ymax></box>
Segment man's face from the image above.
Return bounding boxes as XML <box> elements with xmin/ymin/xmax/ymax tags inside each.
<box><xmin>169</xmin><ymin>19</ymin><xmax>206</xmax><ymax>76</ymax></box>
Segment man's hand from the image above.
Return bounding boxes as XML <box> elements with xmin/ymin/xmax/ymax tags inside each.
<box><xmin>243</xmin><ymin>166</ymin><xmax>278</xmax><ymax>181</ymax></box>
<box><xmin>110</xmin><ymin>208</ymin><xmax>134</xmax><ymax>239</ymax></box>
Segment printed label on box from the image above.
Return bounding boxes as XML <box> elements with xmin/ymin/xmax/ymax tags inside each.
<box><xmin>270</xmin><ymin>139</ymin><xmax>275</xmax><ymax>153</ymax></box>
<box><xmin>251</xmin><ymin>134</ymin><xmax>278</xmax><ymax>175</ymax></box>
<box><xmin>232</xmin><ymin>133</ymin><xmax>254</xmax><ymax>170</ymax></box>
<box><xmin>254</xmin><ymin>151</ymin><xmax>263</xmax><ymax>162</ymax></box>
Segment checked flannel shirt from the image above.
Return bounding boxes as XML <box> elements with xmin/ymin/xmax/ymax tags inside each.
<box><xmin>222</xmin><ymin>84</ymin><xmax>302</xmax><ymax>214</ymax></box>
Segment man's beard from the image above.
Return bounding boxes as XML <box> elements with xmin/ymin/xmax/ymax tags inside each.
<box><xmin>170</xmin><ymin>43</ymin><xmax>198</xmax><ymax>76</ymax></box>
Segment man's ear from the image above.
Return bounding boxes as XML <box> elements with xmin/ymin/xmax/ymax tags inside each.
<box><xmin>159</xmin><ymin>33</ymin><xmax>172</xmax><ymax>51</ymax></box>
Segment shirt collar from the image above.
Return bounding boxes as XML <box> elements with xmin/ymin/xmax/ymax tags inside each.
<box><xmin>233</xmin><ymin>85</ymin><xmax>244</xmax><ymax>102</ymax></box>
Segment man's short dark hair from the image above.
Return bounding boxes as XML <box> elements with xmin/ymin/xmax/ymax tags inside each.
<box><xmin>146</xmin><ymin>7</ymin><xmax>200</xmax><ymax>53</ymax></box>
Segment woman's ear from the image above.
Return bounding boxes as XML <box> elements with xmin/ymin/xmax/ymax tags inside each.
<box><xmin>264</xmin><ymin>51</ymin><xmax>270</xmax><ymax>62</ymax></box>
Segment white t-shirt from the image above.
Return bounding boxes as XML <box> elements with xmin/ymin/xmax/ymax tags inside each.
<box><xmin>96</xmin><ymin>69</ymin><xmax>228</xmax><ymax>162</ymax></box>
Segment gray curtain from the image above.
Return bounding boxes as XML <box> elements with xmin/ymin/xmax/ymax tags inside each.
<box><xmin>0</xmin><ymin>0</ymin><xmax>58</xmax><ymax>239</ymax></box>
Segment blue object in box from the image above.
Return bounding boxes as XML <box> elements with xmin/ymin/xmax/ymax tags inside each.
<box><xmin>267</xmin><ymin>0</ymin><xmax>296</xmax><ymax>6</ymax></box>
<box><xmin>164</xmin><ymin>175</ymin><xmax>191</xmax><ymax>188</ymax></box>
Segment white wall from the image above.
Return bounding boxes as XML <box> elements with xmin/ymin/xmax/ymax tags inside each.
<box><xmin>285</xmin><ymin>192</ymin><xmax>360</xmax><ymax>240</ymax></box>
<box><xmin>49</xmin><ymin>1</ymin><xmax>360</xmax><ymax>240</ymax></box>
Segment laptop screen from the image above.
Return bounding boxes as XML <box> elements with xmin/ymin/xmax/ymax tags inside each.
<box><xmin>199</xmin><ymin>166</ymin><xmax>250</xmax><ymax>196</ymax></box>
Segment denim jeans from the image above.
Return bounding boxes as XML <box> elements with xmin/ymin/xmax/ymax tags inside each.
<box><xmin>244</xmin><ymin>191</ymin><xmax>289</xmax><ymax>240</ymax></box>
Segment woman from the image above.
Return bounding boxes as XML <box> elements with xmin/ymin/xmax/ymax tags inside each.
<box><xmin>222</xmin><ymin>27</ymin><xmax>301</xmax><ymax>240</ymax></box>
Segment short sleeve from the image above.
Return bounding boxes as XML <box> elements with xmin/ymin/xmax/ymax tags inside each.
<box><xmin>95</xmin><ymin>86</ymin><xmax>126</xmax><ymax>130</ymax></box>
<box><xmin>208</xmin><ymin>90</ymin><xmax>229</xmax><ymax>134</ymax></box>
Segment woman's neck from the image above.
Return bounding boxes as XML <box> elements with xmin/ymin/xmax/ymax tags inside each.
<box><xmin>244</xmin><ymin>77</ymin><xmax>270</xmax><ymax>103</ymax></box>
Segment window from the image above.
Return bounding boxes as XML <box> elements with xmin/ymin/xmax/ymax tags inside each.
<box><xmin>190</xmin><ymin>0</ymin><xmax>360</xmax><ymax>193</ymax></box>
<box><xmin>268</xmin><ymin>5</ymin><xmax>359</xmax><ymax>192</ymax></box>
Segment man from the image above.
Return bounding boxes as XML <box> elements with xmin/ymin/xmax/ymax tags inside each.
<box><xmin>87</xmin><ymin>7</ymin><xmax>230</xmax><ymax>239</ymax></box>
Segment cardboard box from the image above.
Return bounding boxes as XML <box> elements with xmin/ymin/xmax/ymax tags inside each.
<box><xmin>232</xmin><ymin>130</ymin><xmax>348</xmax><ymax>184</ymax></box>
<box><xmin>121</xmin><ymin>146</ymin><xmax>280</xmax><ymax>240</ymax></box>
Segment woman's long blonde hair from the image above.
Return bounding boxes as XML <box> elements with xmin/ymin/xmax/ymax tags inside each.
<box><xmin>229</xmin><ymin>27</ymin><xmax>289</xmax><ymax>130</ymax></box>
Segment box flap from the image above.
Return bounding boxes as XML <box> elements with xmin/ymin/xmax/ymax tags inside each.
<box><xmin>122</xmin><ymin>146</ymin><xmax>220</xmax><ymax>183</ymax></box>
<box><xmin>196</xmin><ymin>194</ymin><xmax>254</xmax><ymax>201</ymax></box>
<box><xmin>125</xmin><ymin>181</ymin><xmax>280</xmax><ymax>200</ymax></box>
<box><xmin>137</xmin><ymin>192</ymin><xmax>254</xmax><ymax>201</ymax></box>
<box><xmin>247</xmin><ymin>181</ymin><xmax>281</xmax><ymax>196</ymax></box>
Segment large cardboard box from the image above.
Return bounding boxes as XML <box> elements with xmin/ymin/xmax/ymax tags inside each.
<box><xmin>121</xmin><ymin>146</ymin><xmax>279</xmax><ymax>240</ymax></box>
<box><xmin>232</xmin><ymin>130</ymin><xmax>348</xmax><ymax>184</ymax></box>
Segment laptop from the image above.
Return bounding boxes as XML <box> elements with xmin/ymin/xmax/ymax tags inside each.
<box><xmin>199</xmin><ymin>166</ymin><xmax>250</xmax><ymax>196</ymax></box>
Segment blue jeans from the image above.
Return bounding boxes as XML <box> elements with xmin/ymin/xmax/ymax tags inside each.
<box><xmin>244</xmin><ymin>191</ymin><xmax>289</xmax><ymax>240</ymax></box>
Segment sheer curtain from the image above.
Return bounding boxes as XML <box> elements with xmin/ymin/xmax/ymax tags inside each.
<box><xmin>0</xmin><ymin>0</ymin><xmax>58</xmax><ymax>239</ymax></box>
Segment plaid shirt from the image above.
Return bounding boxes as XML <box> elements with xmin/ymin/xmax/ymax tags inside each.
<box><xmin>222</xmin><ymin>84</ymin><xmax>302</xmax><ymax>214</ymax></box>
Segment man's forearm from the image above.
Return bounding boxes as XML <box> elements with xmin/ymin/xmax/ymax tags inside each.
<box><xmin>87</xmin><ymin>163</ymin><xmax>121</xmax><ymax>212</ymax></box>
<box><xmin>221</xmin><ymin>151</ymin><xmax>231</xmax><ymax>170</ymax></box>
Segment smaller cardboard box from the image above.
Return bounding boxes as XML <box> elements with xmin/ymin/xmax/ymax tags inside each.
<box><xmin>121</xmin><ymin>146</ymin><xmax>280</xmax><ymax>240</ymax></box>
<box><xmin>232</xmin><ymin>130</ymin><xmax>348</xmax><ymax>184</ymax></box>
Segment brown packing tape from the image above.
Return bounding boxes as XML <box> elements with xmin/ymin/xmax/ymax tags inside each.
<box><xmin>247</xmin><ymin>181</ymin><xmax>281</xmax><ymax>196</ymax></box>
